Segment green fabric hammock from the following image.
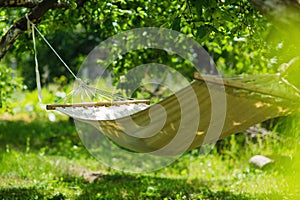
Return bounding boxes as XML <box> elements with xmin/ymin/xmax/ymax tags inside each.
<box><xmin>47</xmin><ymin>73</ymin><xmax>299</xmax><ymax>155</ymax></box>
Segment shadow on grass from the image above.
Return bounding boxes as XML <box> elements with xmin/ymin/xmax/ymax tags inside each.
<box><xmin>0</xmin><ymin>187</ymin><xmax>42</xmax><ymax>200</ymax></box>
<box><xmin>0</xmin><ymin>119</ymin><xmax>86</xmax><ymax>156</ymax></box>
<box><xmin>58</xmin><ymin>173</ymin><xmax>255</xmax><ymax>200</ymax></box>
<box><xmin>0</xmin><ymin>187</ymin><xmax>65</xmax><ymax>200</ymax></box>
<box><xmin>0</xmin><ymin>172</ymin><xmax>286</xmax><ymax>200</ymax></box>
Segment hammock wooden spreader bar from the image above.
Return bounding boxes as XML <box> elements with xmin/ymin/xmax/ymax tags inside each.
<box><xmin>46</xmin><ymin>100</ymin><xmax>151</xmax><ymax>110</ymax></box>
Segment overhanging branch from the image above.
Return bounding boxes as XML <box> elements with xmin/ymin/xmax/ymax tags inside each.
<box><xmin>0</xmin><ymin>0</ymin><xmax>38</xmax><ymax>8</ymax></box>
<box><xmin>0</xmin><ymin>0</ymin><xmax>68</xmax><ymax>8</ymax></box>
<box><xmin>0</xmin><ymin>0</ymin><xmax>88</xmax><ymax>60</ymax></box>
<box><xmin>0</xmin><ymin>0</ymin><xmax>84</xmax><ymax>60</ymax></box>
<box><xmin>0</xmin><ymin>0</ymin><xmax>58</xmax><ymax>60</ymax></box>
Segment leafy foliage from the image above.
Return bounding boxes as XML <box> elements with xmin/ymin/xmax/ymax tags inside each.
<box><xmin>1</xmin><ymin>0</ymin><xmax>274</xmax><ymax>92</ymax></box>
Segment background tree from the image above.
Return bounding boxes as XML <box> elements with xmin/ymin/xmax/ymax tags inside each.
<box><xmin>0</xmin><ymin>0</ymin><xmax>299</xmax><ymax>100</ymax></box>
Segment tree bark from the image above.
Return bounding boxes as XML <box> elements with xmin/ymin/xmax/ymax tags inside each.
<box><xmin>0</xmin><ymin>0</ymin><xmax>69</xmax><ymax>8</ymax></box>
<box><xmin>0</xmin><ymin>0</ymin><xmax>38</xmax><ymax>8</ymax></box>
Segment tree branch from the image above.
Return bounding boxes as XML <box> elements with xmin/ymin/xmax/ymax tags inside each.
<box><xmin>0</xmin><ymin>0</ymin><xmax>68</xmax><ymax>8</ymax></box>
<box><xmin>0</xmin><ymin>0</ymin><xmax>74</xmax><ymax>60</ymax></box>
<box><xmin>0</xmin><ymin>0</ymin><xmax>88</xmax><ymax>60</ymax></box>
<box><xmin>0</xmin><ymin>0</ymin><xmax>38</xmax><ymax>8</ymax></box>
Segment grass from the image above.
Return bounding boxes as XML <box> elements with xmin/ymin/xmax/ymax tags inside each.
<box><xmin>0</xmin><ymin>87</ymin><xmax>299</xmax><ymax>199</ymax></box>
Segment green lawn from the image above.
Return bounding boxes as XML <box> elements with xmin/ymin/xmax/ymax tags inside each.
<box><xmin>0</xmin><ymin>116</ymin><xmax>299</xmax><ymax>199</ymax></box>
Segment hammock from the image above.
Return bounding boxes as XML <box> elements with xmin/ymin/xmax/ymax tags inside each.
<box><xmin>27</xmin><ymin>16</ymin><xmax>299</xmax><ymax>155</ymax></box>
<box><xmin>46</xmin><ymin>73</ymin><xmax>299</xmax><ymax>155</ymax></box>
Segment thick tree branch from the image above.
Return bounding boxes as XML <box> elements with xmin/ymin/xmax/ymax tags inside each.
<box><xmin>0</xmin><ymin>0</ymin><xmax>75</xmax><ymax>60</ymax></box>
<box><xmin>0</xmin><ymin>0</ymin><xmax>69</xmax><ymax>8</ymax></box>
<box><xmin>0</xmin><ymin>0</ymin><xmax>88</xmax><ymax>60</ymax></box>
<box><xmin>0</xmin><ymin>0</ymin><xmax>58</xmax><ymax>60</ymax></box>
<box><xmin>0</xmin><ymin>0</ymin><xmax>38</xmax><ymax>8</ymax></box>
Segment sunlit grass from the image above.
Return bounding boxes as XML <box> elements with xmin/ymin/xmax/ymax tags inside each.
<box><xmin>0</xmin><ymin>86</ymin><xmax>299</xmax><ymax>199</ymax></box>
<box><xmin>0</xmin><ymin>114</ymin><xmax>299</xmax><ymax>199</ymax></box>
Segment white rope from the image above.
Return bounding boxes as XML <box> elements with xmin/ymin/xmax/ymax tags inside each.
<box><xmin>26</xmin><ymin>14</ymin><xmax>84</xmax><ymax>108</ymax></box>
<box><xmin>32</xmin><ymin>26</ymin><xmax>78</xmax><ymax>80</ymax></box>
<box><xmin>281</xmin><ymin>77</ymin><xmax>300</xmax><ymax>94</ymax></box>
<box><xmin>26</xmin><ymin>14</ymin><xmax>43</xmax><ymax>107</ymax></box>
<box><xmin>25</xmin><ymin>14</ymin><xmax>133</xmax><ymax>106</ymax></box>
